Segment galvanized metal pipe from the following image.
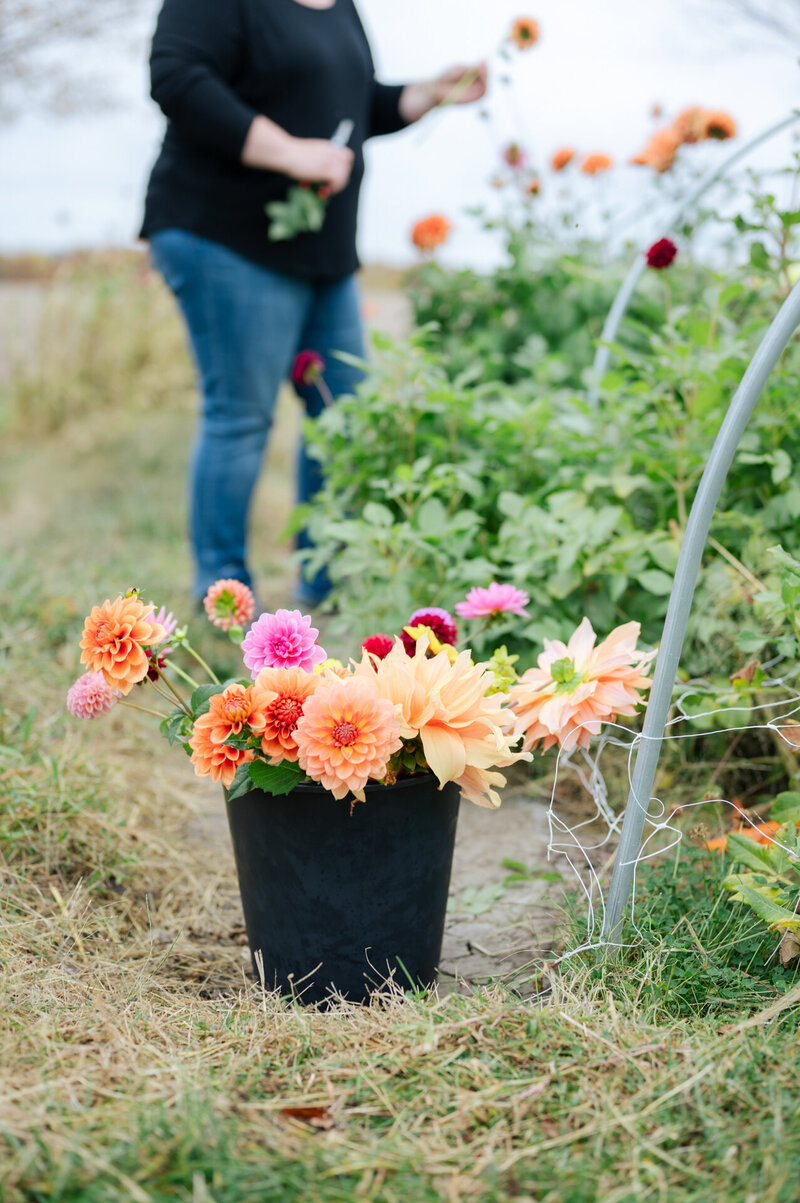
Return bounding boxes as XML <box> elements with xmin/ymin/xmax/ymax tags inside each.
<box><xmin>588</xmin><ymin>112</ymin><xmax>800</xmax><ymax>406</ymax></box>
<box><xmin>601</xmin><ymin>279</ymin><xmax>800</xmax><ymax>947</ymax></box>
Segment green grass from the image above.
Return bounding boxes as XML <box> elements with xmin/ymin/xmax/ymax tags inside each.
<box><xmin>1</xmin><ymin>258</ymin><xmax>799</xmax><ymax>1202</ymax></box>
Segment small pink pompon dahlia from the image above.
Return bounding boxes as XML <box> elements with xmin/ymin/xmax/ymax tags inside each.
<box><xmin>67</xmin><ymin>671</ymin><xmax>120</xmax><ymax>719</ymax></box>
<box><xmin>203</xmin><ymin>580</ymin><xmax>256</xmax><ymax>631</ymax></box>
<box><xmin>242</xmin><ymin>609</ymin><xmax>327</xmax><ymax>678</ymax></box>
<box><xmin>456</xmin><ymin>583</ymin><xmax>530</xmax><ymax>620</ymax></box>
<box><xmin>401</xmin><ymin>608</ymin><xmax>458</xmax><ymax>657</ymax></box>
<box><xmin>508</xmin><ymin>618</ymin><xmax>654</xmax><ymax>753</ymax></box>
<box><xmin>293</xmin><ymin>676</ymin><xmax>402</xmax><ymax>801</ymax></box>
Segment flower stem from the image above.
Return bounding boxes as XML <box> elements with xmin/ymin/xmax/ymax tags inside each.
<box><xmin>165</xmin><ymin>660</ymin><xmax>200</xmax><ymax>690</ymax></box>
<box><xmin>119</xmin><ymin>700</ymin><xmax>171</xmax><ymax>720</ymax></box>
<box><xmin>182</xmin><ymin>641</ymin><xmax>221</xmax><ymax>686</ymax></box>
<box><xmin>151</xmin><ymin>676</ymin><xmax>191</xmax><ymax>717</ymax></box>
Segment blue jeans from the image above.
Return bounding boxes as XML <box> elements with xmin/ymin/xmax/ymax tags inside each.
<box><xmin>149</xmin><ymin>229</ymin><xmax>365</xmax><ymax>602</ymax></box>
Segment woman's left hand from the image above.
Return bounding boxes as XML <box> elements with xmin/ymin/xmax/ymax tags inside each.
<box><xmin>399</xmin><ymin>62</ymin><xmax>488</xmax><ymax>124</ymax></box>
<box><xmin>430</xmin><ymin>62</ymin><xmax>488</xmax><ymax>106</ymax></box>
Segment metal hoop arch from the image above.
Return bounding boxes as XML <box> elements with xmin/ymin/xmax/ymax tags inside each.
<box><xmin>601</xmin><ymin>279</ymin><xmax>800</xmax><ymax>947</ymax></box>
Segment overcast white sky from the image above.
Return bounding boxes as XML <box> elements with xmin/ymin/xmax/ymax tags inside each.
<box><xmin>0</xmin><ymin>0</ymin><xmax>797</xmax><ymax>267</ymax></box>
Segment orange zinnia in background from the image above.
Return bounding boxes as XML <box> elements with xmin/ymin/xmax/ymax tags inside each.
<box><xmin>550</xmin><ymin>147</ymin><xmax>575</xmax><ymax>171</ymax></box>
<box><xmin>411</xmin><ymin>214</ymin><xmax>452</xmax><ymax>253</ymax></box>
<box><xmin>509</xmin><ymin>17</ymin><xmax>539</xmax><ymax>49</ymax></box>
<box><xmin>580</xmin><ymin>153</ymin><xmax>613</xmax><ymax>175</ymax></box>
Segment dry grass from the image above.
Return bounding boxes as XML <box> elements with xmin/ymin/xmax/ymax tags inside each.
<box><xmin>1</xmin><ymin>256</ymin><xmax>799</xmax><ymax>1201</ymax></box>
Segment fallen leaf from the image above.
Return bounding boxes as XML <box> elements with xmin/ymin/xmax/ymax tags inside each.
<box><xmin>779</xmin><ymin>930</ymin><xmax>800</xmax><ymax>967</ymax></box>
<box><xmin>279</xmin><ymin>1106</ymin><xmax>334</xmax><ymax>1131</ymax></box>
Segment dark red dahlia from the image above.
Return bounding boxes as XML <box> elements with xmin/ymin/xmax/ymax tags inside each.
<box><xmin>401</xmin><ymin>607</ymin><xmax>458</xmax><ymax>657</ymax></box>
<box><xmin>645</xmin><ymin>238</ymin><xmax>677</xmax><ymax>269</ymax></box>
<box><xmin>291</xmin><ymin>350</ymin><xmax>325</xmax><ymax>386</ymax></box>
<box><xmin>361</xmin><ymin>633</ymin><xmax>395</xmax><ymax>663</ymax></box>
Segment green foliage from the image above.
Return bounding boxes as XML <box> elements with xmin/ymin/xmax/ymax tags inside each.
<box><xmin>266</xmin><ymin>186</ymin><xmax>327</xmax><ymax>241</ymax></box>
<box><xmin>405</xmin><ymin>216</ymin><xmax>679</xmax><ymax>389</ymax></box>
<box><xmin>626</xmin><ymin>842</ymin><xmax>799</xmax><ymax>1017</ymax></box>
<box><xmin>301</xmin><ymin>274</ymin><xmax>800</xmax><ymax>674</ymax></box>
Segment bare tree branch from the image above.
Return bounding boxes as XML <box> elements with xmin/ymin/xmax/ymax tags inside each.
<box><xmin>0</xmin><ymin>0</ymin><xmax>147</xmax><ymax>118</ymax></box>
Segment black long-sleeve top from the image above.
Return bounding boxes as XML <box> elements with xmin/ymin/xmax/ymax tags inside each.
<box><xmin>140</xmin><ymin>0</ymin><xmax>408</xmax><ymax>279</ymax></box>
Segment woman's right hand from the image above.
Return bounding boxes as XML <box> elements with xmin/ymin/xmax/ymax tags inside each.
<box><xmin>242</xmin><ymin>116</ymin><xmax>354</xmax><ymax>192</ymax></box>
<box><xmin>282</xmin><ymin>138</ymin><xmax>355</xmax><ymax>194</ymax></box>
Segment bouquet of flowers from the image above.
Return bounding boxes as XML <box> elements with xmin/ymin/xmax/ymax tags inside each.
<box><xmin>67</xmin><ymin>579</ymin><xmax>654</xmax><ymax>810</ymax></box>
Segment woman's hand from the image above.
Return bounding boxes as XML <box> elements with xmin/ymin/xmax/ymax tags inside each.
<box><xmin>399</xmin><ymin>62</ymin><xmax>488</xmax><ymax>124</ymax></box>
<box><xmin>242</xmin><ymin>116</ymin><xmax>354</xmax><ymax>193</ymax></box>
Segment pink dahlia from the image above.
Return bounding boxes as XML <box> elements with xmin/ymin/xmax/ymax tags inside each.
<box><xmin>508</xmin><ymin>618</ymin><xmax>654</xmax><ymax>753</ymax></box>
<box><xmin>203</xmin><ymin>580</ymin><xmax>256</xmax><ymax>631</ymax></box>
<box><xmin>150</xmin><ymin>605</ymin><xmax>178</xmax><ymax>647</ymax></box>
<box><xmin>503</xmin><ymin>142</ymin><xmax>526</xmax><ymax>170</ymax></box>
<box><xmin>293</xmin><ymin>675</ymin><xmax>402</xmax><ymax>801</ymax></box>
<box><xmin>645</xmin><ymin>238</ymin><xmax>677</xmax><ymax>269</ymax></box>
<box><xmin>361</xmin><ymin>633</ymin><xmax>395</xmax><ymax>662</ymax></box>
<box><xmin>67</xmin><ymin>671</ymin><xmax>120</xmax><ymax>719</ymax></box>
<box><xmin>242</xmin><ymin>609</ymin><xmax>327</xmax><ymax>678</ymax></box>
<box><xmin>456</xmin><ymin>583</ymin><xmax>530</xmax><ymax>620</ymax></box>
<box><xmin>401</xmin><ymin>608</ymin><xmax>458</xmax><ymax>657</ymax></box>
<box><xmin>291</xmin><ymin>350</ymin><xmax>325</xmax><ymax>386</ymax></box>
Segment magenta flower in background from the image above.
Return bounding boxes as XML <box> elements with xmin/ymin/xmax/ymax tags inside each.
<box><xmin>67</xmin><ymin>671</ymin><xmax>120</xmax><ymax>719</ymax></box>
<box><xmin>291</xmin><ymin>350</ymin><xmax>325</xmax><ymax>387</ymax></box>
<box><xmin>456</xmin><ymin>583</ymin><xmax>530</xmax><ymax>619</ymax></box>
<box><xmin>242</xmin><ymin>609</ymin><xmax>327</xmax><ymax>678</ymax></box>
<box><xmin>645</xmin><ymin>238</ymin><xmax>677</xmax><ymax>269</ymax></box>
<box><xmin>400</xmin><ymin>607</ymin><xmax>458</xmax><ymax>657</ymax></box>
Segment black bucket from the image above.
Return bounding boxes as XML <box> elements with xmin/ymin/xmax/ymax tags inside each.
<box><xmin>225</xmin><ymin>775</ymin><xmax>460</xmax><ymax>1004</ymax></box>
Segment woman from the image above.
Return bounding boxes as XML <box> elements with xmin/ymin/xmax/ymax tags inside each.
<box><xmin>140</xmin><ymin>0</ymin><xmax>486</xmax><ymax>607</ymax></box>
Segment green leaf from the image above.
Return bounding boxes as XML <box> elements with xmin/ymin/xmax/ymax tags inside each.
<box><xmin>725</xmin><ymin>833</ymin><xmax>775</xmax><ymax>873</ymax></box>
<box><xmin>191</xmin><ymin>684</ymin><xmax>223</xmax><ymax>717</ymax></box>
<box><xmin>769</xmin><ymin>545</ymin><xmax>800</xmax><ymax>579</ymax></box>
<box><xmin>771</xmin><ymin>792</ymin><xmax>800</xmax><ymax>824</ymax></box>
<box><xmin>160</xmin><ymin>707</ymin><xmax>187</xmax><ymax>746</ymax></box>
<box><xmin>225</xmin><ymin>763</ymin><xmax>255</xmax><ymax>801</ymax></box>
<box><xmin>247</xmin><ymin>759</ymin><xmax>307</xmax><ymax>796</ymax></box>
<box><xmin>639</xmin><ymin>569</ymin><xmax>674</xmax><ymax>596</ymax></box>
<box><xmin>362</xmin><ymin>501</ymin><xmax>395</xmax><ymax>528</ymax></box>
<box><xmin>416</xmin><ymin>497</ymin><xmax>448</xmax><ymax>536</ymax></box>
<box><xmin>724</xmin><ymin>878</ymin><xmax>800</xmax><ymax>932</ymax></box>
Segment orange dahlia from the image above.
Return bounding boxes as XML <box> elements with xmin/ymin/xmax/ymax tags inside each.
<box><xmin>703</xmin><ymin>110</ymin><xmax>737</xmax><ymax>140</ymax></box>
<box><xmin>550</xmin><ymin>147</ymin><xmax>575</xmax><ymax>172</ymax></box>
<box><xmin>203</xmin><ymin>579</ymin><xmax>256</xmax><ymax>631</ymax></box>
<box><xmin>411</xmin><ymin>214</ymin><xmax>452</xmax><ymax>253</ymax></box>
<box><xmin>508</xmin><ymin>618</ymin><xmax>654</xmax><ymax>754</ymax></box>
<box><xmin>189</xmin><ymin>683</ymin><xmax>270</xmax><ymax>787</ymax></box>
<box><xmin>525</xmin><ymin>176</ymin><xmax>541</xmax><ymax>195</ymax></box>
<box><xmin>509</xmin><ymin>17</ymin><xmax>539</xmax><ymax>49</ymax></box>
<box><xmin>580</xmin><ymin>152</ymin><xmax>613</xmax><ymax>175</ymax></box>
<box><xmin>189</xmin><ymin>712</ymin><xmax>251</xmax><ymax>788</ymax></box>
<box><xmin>293</xmin><ymin>676</ymin><xmax>402</xmax><ymax>801</ymax></box>
<box><xmin>251</xmin><ymin>666</ymin><xmax>320</xmax><ymax>762</ymax></box>
<box><xmin>672</xmin><ymin>106</ymin><xmax>707</xmax><ymax>145</ymax></box>
<box><xmin>355</xmin><ymin>636</ymin><xmax>530</xmax><ymax>808</ymax></box>
<box><xmin>80</xmin><ymin>595</ymin><xmax>166</xmax><ymax>695</ymax></box>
